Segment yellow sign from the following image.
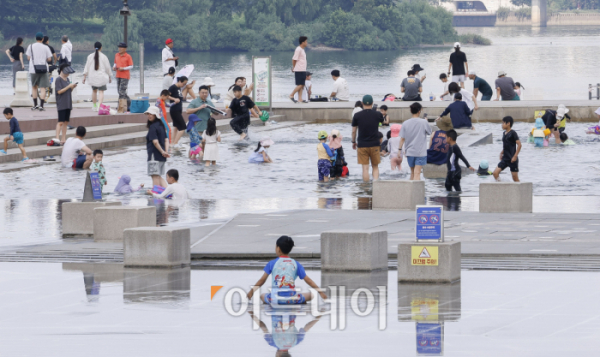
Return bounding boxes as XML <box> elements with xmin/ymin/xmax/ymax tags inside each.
<box><xmin>411</xmin><ymin>246</ymin><xmax>439</xmax><ymax>266</ymax></box>
<box><xmin>411</xmin><ymin>298</ymin><xmax>439</xmax><ymax>321</ymax></box>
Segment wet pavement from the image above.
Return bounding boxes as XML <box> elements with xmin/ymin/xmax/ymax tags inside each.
<box><xmin>0</xmin><ymin>262</ymin><xmax>598</xmax><ymax>356</ymax></box>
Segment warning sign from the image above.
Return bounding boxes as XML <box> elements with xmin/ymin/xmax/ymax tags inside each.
<box><xmin>411</xmin><ymin>246</ymin><xmax>439</xmax><ymax>266</ymax></box>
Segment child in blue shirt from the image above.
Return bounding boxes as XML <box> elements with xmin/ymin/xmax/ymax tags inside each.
<box><xmin>247</xmin><ymin>235</ymin><xmax>328</xmax><ymax>304</ymax></box>
<box><xmin>1</xmin><ymin>108</ymin><xmax>28</xmax><ymax>161</ymax></box>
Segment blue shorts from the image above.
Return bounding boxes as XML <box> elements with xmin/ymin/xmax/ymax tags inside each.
<box><xmin>407</xmin><ymin>156</ymin><xmax>427</xmax><ymax>168</ymax></box>
<box><xmin>318</xmin><ymin>159</ymin><xmax>331</xmax><ymax>181</ymax></box>
<box><xmin>481</xmin><ymin>95</ymin><xmax>492</xmax><ymax>101</ymax></box>
<box><xmin>264</xmin><ymin>291</ymin><xmax>306</xmax><ymax>305</ymax></box>
<box><xmin>73</xmin><ymin>154</ymin><xmax>87</xmax><ymax>169</ymax></box>
<box><xmin>12</xmin><ymin>132</ymin><xmax>23</xmax><ymax>145</ymax></box>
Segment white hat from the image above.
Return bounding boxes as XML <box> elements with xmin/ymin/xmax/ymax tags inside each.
<box><xmin>498</xmin><ymin>70</ymin><xmax>507</xmax><ymax>77</ymax></box>
<box><xmin>469</xmin><ymin>70</ymin><xmax>476</xmax><ymax>76</ymax></box>
<box><xmin>260</xmin><ymin>137</ymin><xmax>274</xmax><ymax>147</ymax></box>
<box><xmin>454</xmin><ymin>42</ymin><xmax>461</xmax><ymax>48</ymax></box>
<box><xmin>556</xmin><ymin>107</ymin><xmax>567</xmax><ymax>119</ymax></box>
<box><xmin>558</xmin><ymin>104</ymin><xmax>569</xmax><ymax>114</ymax></box>
<box><xmin>144</xmin><ymin>106</ymin><xmax>161</xmax><ymax>117</ymax></box>
<box><xmin>201</xmin><ymin>77</ymin><xmax>215</xmax><ymax>86</ymax></box>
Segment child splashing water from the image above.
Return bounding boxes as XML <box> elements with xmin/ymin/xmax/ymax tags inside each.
<box><xmin>248</xmin><ymin>138</ymin><xmax>274</xmax><ymax>163</ymax></box>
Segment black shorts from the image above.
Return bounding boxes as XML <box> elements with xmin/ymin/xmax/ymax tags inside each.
<box><xmin>558</xmin><ymin>127</ymin><xmax>565</xmax><ymax>133</ymax></box>
<box><xmin>497</xmin><ymin>158</ymin><xmax>519</xmax><ymax>172</ymax></box>
<box><xmin>295</xmin><ymin>71</ymin><xmax>306</xmax><ymax>86</ymax></box>
<box><xmin>58</xmin><ymin>109</ymin><xmax>71</xmax><ymax>122</ymax></box>
<box><xmin>170</xmin><ymin>111</ymin><xmax>186</xmax><ymax>131</ymax></box>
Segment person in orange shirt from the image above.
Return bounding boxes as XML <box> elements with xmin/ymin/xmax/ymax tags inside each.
<box><xmin>113</xmin><ymin>42</ymin><xmax>133</xmax><ymax>111</ymax></box>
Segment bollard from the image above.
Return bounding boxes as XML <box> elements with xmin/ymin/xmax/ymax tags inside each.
<box><xmin>47</xmin><ymin>71</ymin><xmax>59</xmax><ymax>103</ymax></box>
<box><xmin>321</xmin><ymin>230</ymin><xmax>388</xmax><ymax>272</ymax></box>
<box><xmin>10</xmin><ymin>72</ymin><xmax>33</xmax><ymax>107</ymax></box>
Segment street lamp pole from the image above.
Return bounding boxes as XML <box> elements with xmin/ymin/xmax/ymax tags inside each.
<box><xmin>120</xmin><ymin>0</ymin><xmax>131</xmax><ymax>44</ymax></box>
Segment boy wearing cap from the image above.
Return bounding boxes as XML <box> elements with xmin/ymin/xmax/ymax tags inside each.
<box><xmin>26</xmin><ymin>32</ymin><xmax>53</xmax><ymax>111</ymax></box>
<box><xmin>494</xmin><ymin>71</ymin><xmax>519</xmax><ymax>101</ymax></box>
<box><xmin>114</xmin><ymin>42</ymin><xmax>133</xmax><ymax>111</ymax></box>
<box><xmin>317</xmin><ymin>130</ymin><xmax>335</xmax><ymax>182</ymax></box>
<box><xmin>55</xmin><ymin>63</ymin><xmax>78</xmax><ymax>144</ymax></box>
<box><xmin>162</xmin><ymin>39</ymin><xmax>178</xmax><ymax>75</ymax></box>
<box><xmin>352</xmin><ymin>95</ymin><xmax>384</xmax><ymax>182</ymax></box>
<box><xmin>448</xmin><ymin>42</ymin><xmax>468</xmax><ymax>89</ymax></box>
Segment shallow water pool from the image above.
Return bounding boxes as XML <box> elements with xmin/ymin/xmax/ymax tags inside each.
<box><xmin>1</xmin><ymin>122</ymin><xmax>599</xmax><ymax>200</ymax></box>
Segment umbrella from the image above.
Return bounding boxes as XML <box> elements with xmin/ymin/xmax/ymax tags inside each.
<box><xmin>173</xmin><ymin>64</ymin><xmax>195</xmax><ymax>85</ymax></box>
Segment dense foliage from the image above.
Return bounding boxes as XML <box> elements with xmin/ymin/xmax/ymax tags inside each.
<box><xmin>0</xmin><ymin>0</ymin><xmax>462</xmax><ymax>51</ymax></box>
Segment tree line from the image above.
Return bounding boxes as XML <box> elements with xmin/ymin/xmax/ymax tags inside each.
<box><xmin>0</xmin><ymin>0</ymin><xmax>463</xmax><ymax>51</ymax></box>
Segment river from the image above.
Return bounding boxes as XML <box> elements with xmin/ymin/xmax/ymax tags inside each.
<box><xmin>1</xmin><ymin>26</ymin><xmax>599</xmax><ymax>101</ymax></box>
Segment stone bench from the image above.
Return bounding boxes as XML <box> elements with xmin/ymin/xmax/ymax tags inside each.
<box><xmin>10</xmin><ymin>71</ymin><xmax>33</xmax><ymax>107</ymax></box>
<box><xmin>321</xmin><ymin>230</ymin><xmax>387</xmax><ymax>272</ymax></box>
<box><xmin>397</xmin><ymin>242</ymin><xmax>461</xmax><ymax>283</ymax></box>
<box><xmin>62</xmin><ymin>201</ymin><xmax>122</xmax><ymax>237</ymax></box>
<box><xmin>479</xmin><ymin>182</ymin><xmax>533</xmax><ymax>213</ymax></box>
<box><xmin>373</xmin><ymin>180</ymin><xmax>425</xmax><ymax>210</ymax></box>
<box><xmin>93</xmin><ymin>206</ymin><xmax>156</xmax><ymax>241</ymax></box>
<box><xmin>124</xmin><ymin>227</ymin><xmax>190</xmax><ymax>268</ymax></box>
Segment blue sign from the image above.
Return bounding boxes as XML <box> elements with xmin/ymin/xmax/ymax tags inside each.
<box><xmin>89</xmin><ymin>172</ymin><xmax>103</xmax><ymax>200</ymax></box>
<box><xmin>416</xmin><ymin>322</ymin><xmax>443</xmax><ymax>355</ymax></box>
<box><xmin>416</xmin><ymin>206</ymin><xmax>443</xmax><ymax>241</ymax></box>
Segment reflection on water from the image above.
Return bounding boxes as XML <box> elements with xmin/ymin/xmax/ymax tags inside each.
<box><xmin>249</xmin><ymin>311</ymin><xmax>322</xmax><ymax>356</ymax></box>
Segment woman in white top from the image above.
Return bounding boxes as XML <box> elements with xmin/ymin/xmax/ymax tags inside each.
<box><xmin>82</xmin><ymin>41</ymin><xmax>112</xmax><ymax>111</ymax></box>
<box><xmin>448</xmin><ymin>82</ymin><xmax>478</xmax><ymax>111</ymax></box>
<box><xmin>163</xmin><ymin>67</ymin><xmax>175</xmax><ymax>90</ymax></box>
<box><xmin>351</xmin><ymin>101</ymin><xmax>363</xmax><ymax>121</ymax></box>
<box><xmin>202</xmin><ymin>118</ymin><xmax>221</xmax><ymax>166</ymax></box>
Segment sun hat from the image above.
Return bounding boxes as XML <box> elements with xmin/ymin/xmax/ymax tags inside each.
<box><xmin>437</xmin><ymin>117</ymin><xmax>453</xmax><ymax>131</ymax></box>
<box><xmin>118</xmin><ymin>42</ymin><xmax>127</xmax><ymax>48</ymax></box>
<box><xmin>201</xmin><ymin>77</ymin><xmax>215</xmax><ymax>86</ymax></box>
<box><xmin>558</xmin><ymin>104</ymin><xmax>569</xmax><ymax>114</ymax></box>
<box><xmin>318</xmin><ymin>130</ymin><xmax>328</xmax><ymax>140</ymax></box>
<box><xmin>362</xmin><ymin>95</ymin><xmax>373</xmax><ymax>105</ymax></box>
<box><xmin>391</xmin><ymin>124</ymin><xmax>402</xmax><ymax>138</ymax></box>
<box><xmin>144</xmin><ymin>106</ymin><xmax>161</xmax><ymax>117</ymax></box>
<box><xmin>556</xmin><ymin>107</ymin><xmax>567</xmax><ymax>119</ymax></box>
<box><xmin>412</xmin><ymin>64</ymin><xmax>425</xmax><ymax>72</ymax></box>
<box><xmin>479</xmin><ymin>159</ymin><xmax>489</xmax><ymax>170</ymax></box>
<box><xmin>454</xmin><ymin>42</ymin><xmax>461</xmax><ymax>48</ymax></box>
<box><xmin>260</xmin><ymin>137</ymin><xmax>274</xmax><ymax>147</ymax></box>
<box><xmin>498</xmin><ymin>70</ymin><xmax>507</xmax><ymax>77</ymax></box>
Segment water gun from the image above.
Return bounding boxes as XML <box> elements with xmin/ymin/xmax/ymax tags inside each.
<box><xmin>151</xmin><ymin>185</ymin><xmax>173</xmax><ymax>199</ymax></box>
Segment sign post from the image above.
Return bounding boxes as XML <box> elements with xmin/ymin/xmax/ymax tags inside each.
<box><xmin>252</xmin><ymin>56</ymin><xmax>272</xmax><ymax>113</ymax></box>
<box><xmin>415</xmin><ymin>205</ymin><xmax>444</xmax><ymax>242</ymax></box>
<box><xmin>83</xmin><ymin>171</ymin><xmax>103</xmax><ymax>202</ymax></box>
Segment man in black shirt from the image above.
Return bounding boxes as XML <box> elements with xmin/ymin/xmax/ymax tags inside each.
<box><xmin>351</xmin><ymin>94</ymin><xmax>384</xmax><ymax>182</ymax></box>
<box><xmin>227</xmin><ymin>85</ymin><xmax>262</xmax><ymax>140</ymax></box>
<box><xmin>168</xmin><ymin>76</ymin><xmax>187</xmax><ymax>146</ymax></box>
<box><xmin>493</xmin><ymin>116</ymin><xmax>521</xmax><ymax>182</ymax></box>
<box><xmin>448</xmin><ymin>42</ymin><xmax>468</xmax><ymax>89</ymax></box>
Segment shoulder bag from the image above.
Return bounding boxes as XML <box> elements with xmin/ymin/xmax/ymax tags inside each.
<box><xmin>30</xmin><ymin>44</ymin><xmax>48</xmax><ymax>74</ymax></box>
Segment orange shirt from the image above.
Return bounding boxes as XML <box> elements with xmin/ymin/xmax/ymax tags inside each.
<box><xmin>114</xmin><ymin>53</ymin><xmax>133</xmax><ymax>79</ymax></box>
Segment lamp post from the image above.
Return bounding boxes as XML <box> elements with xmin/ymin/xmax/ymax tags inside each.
<box><xmin>120</xmin><ymin>0</ymin><xmax>131</xmax><ymax>44</ymax></box>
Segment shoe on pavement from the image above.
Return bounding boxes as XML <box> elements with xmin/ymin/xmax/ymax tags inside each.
<box><xmin>31</xmin><ymin>106</ymin><xmax>39</xmax><ymax>111</ymax></box>
<box><xmin>21</xmin><ymin>157</ymin><xmax>30</xmax><ymax>162</ymax></box>
<box><xmin>38</xmin><ymin>107</ymin><xmax>45</xmax><ymax>111</ymax></box>
<box><xmin>0</xmin><ymin>150</ymin><xmax>7</xmax><ymax>155</ymax></box>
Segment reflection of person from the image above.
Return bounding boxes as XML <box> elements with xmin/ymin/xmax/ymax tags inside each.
<box><xmin>246</xmin><ymin>236</ymin><xmax>328</xmax><ymax>304</ymax></box>
<box><xmin>249</xmin><ymin>311</ymin><xmax>321</xmax><ymax>357</ymax></box>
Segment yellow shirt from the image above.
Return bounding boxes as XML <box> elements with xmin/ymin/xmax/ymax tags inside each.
<box><xmin>317</xmin><ymin>143</ymin><xmax>332</xmax><ymax>160</ymax></box>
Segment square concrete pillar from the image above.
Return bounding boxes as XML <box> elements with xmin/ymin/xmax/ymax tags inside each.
<box><xmin>94</xmin><ymin>206</ymin><xmax>156</xmax><ymax>241</ymax></box>
<box><xmin>423</xmin><ymin>164</ymin><xmax>447</xmax><ymax>179</ymax></box>
<box><xmin>397</xmin><ymin>242</ymin><xmax>461</xmax><ymax>283</ymax></box>
<box><xmin>373</xmin><ymin>180</ymin><xmax>425</xmax><ymax>210</ymax></box>
<box><xmin>479</xmin><ymin>182</ymin><xmax>533</xmax><ymax>213</ymax></box>
<box><xmin>124</xmin><ymin>227</ymin><xmax>190</xmax><ymax>268</ymax></box>
<box><xmin>321</xmin><ymin>230</ymin><xmax>387</xmax><ymax>272</ymax></box>
<box><xmin>10</xmin><ymin>71</ymin><xmax>33</xmax><ymax>107</ymax></box>
<box><xmin>62</xmin><ymin>201</ymin><xmax>122</xmax><ymax>237</ymax></box>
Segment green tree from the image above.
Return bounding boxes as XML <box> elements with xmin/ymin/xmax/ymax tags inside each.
<box><xmin>100</xmin><ymin>12</ymin><xmax>144</xmax><ymax>51</ymax></box>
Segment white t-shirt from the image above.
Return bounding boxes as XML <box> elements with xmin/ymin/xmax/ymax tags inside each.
<box><xmin>26</xmin><ymin>43</ymin><xmax>52</xmax><ymax>74</ymax></box>
<box><xmin>153</xmin><ymin>182</ymin><xmax>189</xmax><ymax>200</ymax></box>
<box><xmin>292</xmin><ymin>46</ymin><xmax>307</xmax><ymax>72</ymax></box>
<box><xmin>61</xmin><ymin>137</ymin><xmax>85</xmax><ymax>167</ymax></box>
<box><xmin>294</xmin><ymin>80</ymin><xmax>312</xmax><ymax>101</ymax></box>
<box><xmin>455</xmin><ymin>89</ymin><xmax>475</xmax><ymax>111</ymax></box>
<box><xmin>351</xmin><ymin>107</ymin><xmax>363</xmax><ymax>121</ymax></box>
<box><xmin>332</xmin><ymin>77</ymin><xmax>349</xmax><ymax>101</ymax></box>
<box><xmin>162</xmin><ymin>47</ymin><xmax>176</xmax><ymax>74</ymax></box>
<box><xmin>442</xmin><ymin>83</ymin><xmax>451</xmax><ymax>101</ymax></box>
<box><xmin>162</xmin><ymin>75</ymin><xmax>173</xmax><ymax>90</ymax></box>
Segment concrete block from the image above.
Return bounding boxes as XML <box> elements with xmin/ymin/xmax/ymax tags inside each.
<box><xmin>124</xmin><ymin>227</ymin><xmax>190</xmax><ymax>268</ymax></box>
<box><xmin>398</xmin><ymin>282</ymin><xmax>461</xmax><ymax>321</ymax></box>
<box><xmin>124</xmin><ymin>267</ymin><xmax>191</xmax><ymax>303</ymax></box>
<box><xmin>47</xmin><ymin>71</ymin><xmax>59</xmax><ymax>103</ymax></box>
<box><xmin>62</xmin><ymin>201</ymin><xmax>122</xmax><ymax>237</ymax></box>
<box><xmin>479</xmin><ymin>182</ymin><xmax>533</xmax><ymax>213</ymax></box>
<box><xmin>423</xmin><ymin>164</ymin><xmax>472</xmax><ymax>179</ymax></box>
<box><xmin>456</xmin><ymin>131</ymin><xmax>493</xmax><ymax>147</ymax></box>
<box><xmin>70</xmin><ymin>73</ymin><xmax>82</xmax><ymax>103</ymax></box>
<box><xmin>321</xmin><ymin>270</ymin><xmax>388</xmax><ymax>296</ymax></box>
<box><xmin>93</xmin><ymin>206</ymin><xmax>156</xmax><ymax>241</ymax></box>
<box><xmin>397</xmin><ymin>242</ymin><xmax>461</xmax><ymax>283</ymax></box>
<box><xmin>321</xmin><ymin>230</ymin><xmax>387</xmax><ymax>272</ymax></box>
<box><xmin>372</xmin><ymin>180</ymin><xmax>425</xmax><ymax>210</ymax></box>
<box><xmin>10</xmin><ymin>71</ymin><xmax>33</xmax><ymax>107</ymax></box>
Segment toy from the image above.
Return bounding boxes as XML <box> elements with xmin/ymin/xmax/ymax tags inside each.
<box><xmin>532</xmin><ymin>117</ymin><xmax>545</xmax><ymax>147</ymax></box>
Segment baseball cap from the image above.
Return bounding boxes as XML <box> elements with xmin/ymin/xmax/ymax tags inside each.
<box><xmin>118</xmin><ymin>42</ymin><xmax>127</xmax><ymax>48</ymax></box>
<box><xmin>144</xmin><ymin>106</ymin><xmax>161</xmax><ymax>117</ymax></box>
<box><xmin>318</xmin><ymin>130</ymin><xmax>328</xmax><ymax>140</ymax></box>
<box><xmin>35</xmin><ymin>32</ymin><xmax>44</xmax><ymax>40</ymax></box>
<box><xmin>166</xmin><ymin>38</ymin><xmax>173</xmax><ymax>45</ymax></box>
<box><xmin>469</xmin><ymin>70</ymin><xmax>477</xmax><ymax>76</ymax></box>
<box><xmin>498</xmin><ymin>70</ymin><xmax>507</xmax><ymax>77</ymax></box>
<box><xmin>454</xmin><ymin>42</ymin><xmax>461</xmax><ymax>48</ymax></box>
<box><xmin>362</xmin><ymin>95</ymin><xmax>374</xmax><ymax>105</ymax></box>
